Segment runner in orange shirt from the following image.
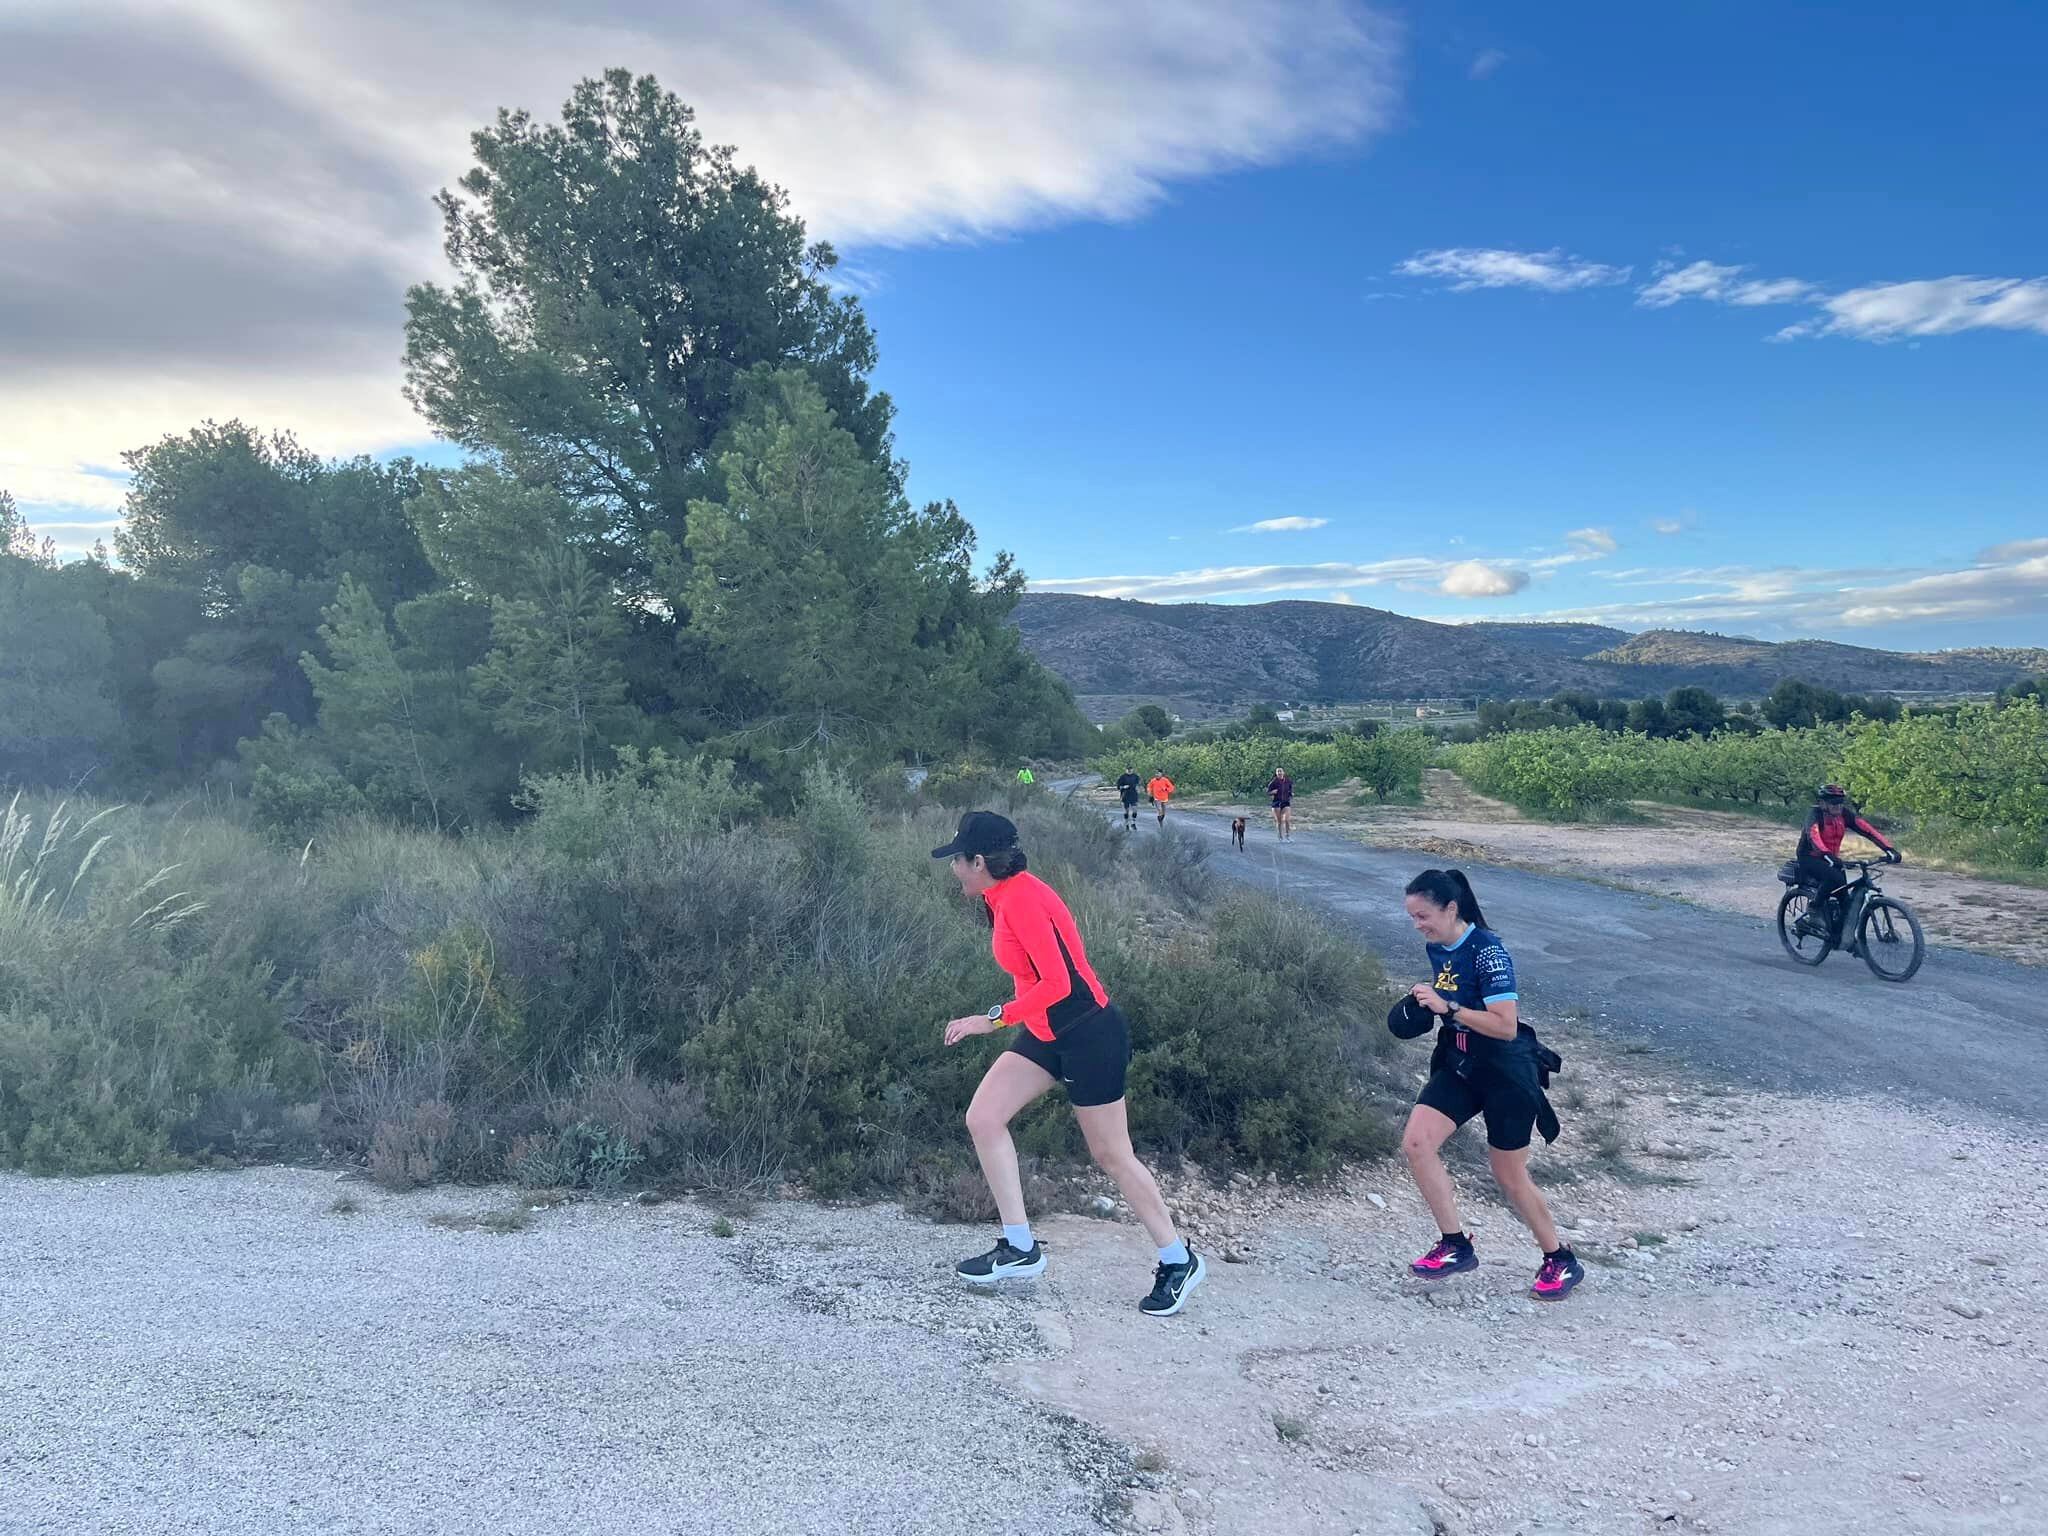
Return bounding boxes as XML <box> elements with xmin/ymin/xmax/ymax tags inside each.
<box><xmin>1146</xmin><ymin>773</ymin><xmax>1175</xmax><ymax>826</ymax></box>
<box><xmin>934</xmin><ymin>811</ymin><xmax>1205</xmax><ymax>1315</ymax></box>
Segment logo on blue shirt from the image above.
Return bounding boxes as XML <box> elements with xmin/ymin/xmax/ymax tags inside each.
<box><xmin>1426</xmin><ymin>924</ymin><xmax>1518</xmax><ymax>1016</ymax></box>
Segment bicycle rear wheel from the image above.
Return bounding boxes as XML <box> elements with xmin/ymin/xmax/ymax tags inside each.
<box><xmin>1777</xmin><ymin>889</ymin><xmax>1831</xmax><ymax>966</ymax></box>
<box><xmin>1859</xmin><ymin>897</ymin><xmax>1924</xmax><ymax>982</ymax></box>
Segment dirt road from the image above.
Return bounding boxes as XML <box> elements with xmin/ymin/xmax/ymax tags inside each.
<box><xmin>1301</xmin><ymin>770</ymin><xmax>2048</xmax><ymax>970</ymax></box>
<box><xmin>1082</xmin><ymin>783</ymin><xmax>2048</xmax><ymax>1127</ymax></box>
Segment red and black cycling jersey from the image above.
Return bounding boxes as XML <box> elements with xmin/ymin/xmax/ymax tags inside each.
<box><xmin>1799</xmin><ymin>805</ymin><xmax>1895</xmax><ymax>860</ymax></box>
<box><xmin>983</xmin><ymin>871</ymin><xmax>1110</xmax><ymax>1042</ymax></box>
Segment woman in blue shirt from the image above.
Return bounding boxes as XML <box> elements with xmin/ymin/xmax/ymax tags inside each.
<box><xmin>1398</xmin><ymin>868</ymin><xmax>1582</xmax><ymax>1301</ymax></box>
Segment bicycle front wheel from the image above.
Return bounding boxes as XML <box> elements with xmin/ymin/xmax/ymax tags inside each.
<box><xmin>1777</xmin><ymin>889</ymin><xmax>1831</xmax><ymax>966</ymax></box>
<box><xmin>1859</xmin><ymin>897</ymin><xmax>1924</xmax><ymax>983</ymax></box>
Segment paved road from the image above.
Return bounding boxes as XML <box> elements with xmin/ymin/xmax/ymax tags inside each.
<box><xmin>1056</xmin><ymin>779</ymin><xmax>2048</xmax><ymax>1125</ymax></box>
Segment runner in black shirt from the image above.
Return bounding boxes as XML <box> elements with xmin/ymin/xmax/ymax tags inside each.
<box><xmin>1114</xmin><ymin>769</ymin><xmax>1142</xmax><ymax>829</ymax></box>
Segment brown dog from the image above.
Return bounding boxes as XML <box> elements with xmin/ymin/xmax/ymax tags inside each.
<box><xmin>1230</xmin><ymin>816</ymin><xmax>1247</xmax><ymax>851</ymax></box>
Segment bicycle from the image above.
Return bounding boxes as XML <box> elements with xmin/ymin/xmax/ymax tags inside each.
<box><xmin>1775</xmin><ymin>858</ymin><xmax>1924</xmax><ymax>982</ymax></box>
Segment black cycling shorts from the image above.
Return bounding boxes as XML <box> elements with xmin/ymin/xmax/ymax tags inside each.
<box><xmin>1417</xmin><ymin>1067</ymin><xmax>1541</xmax><ymax>1152</ymax></box>
<box><xmin>1005</xmin><ymin>1005</ymin><xmax>1131</xmax><ymax>1108</ymax></box>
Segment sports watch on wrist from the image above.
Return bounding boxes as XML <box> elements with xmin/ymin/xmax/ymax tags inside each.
<box><xmin>987</xmin><ymin>1004</ymin><xmax>1005</xmax><ymax>1023</ymax></box>
<box><xmin>1445</xmin><ymin>1000</ymin><xmax>1462</xmax><ymax>1021</ymax></box>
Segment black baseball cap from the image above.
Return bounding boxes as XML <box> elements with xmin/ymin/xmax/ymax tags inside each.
<box><xmin>931</xmin><ymin>811</ymin><xmax>1020</xmax><ymax>861</ymax></box>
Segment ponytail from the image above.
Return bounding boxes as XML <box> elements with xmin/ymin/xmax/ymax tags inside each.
<box><xmin>982</xmin><ymin>847</ymin><xmax>1028</xmax><ymax>880</ymax></box>
<box><xmin>1446</xmin><ymin>869</ymin><xmax>1488</xmax><ymax>931</ymax></box>
<box><xmin>975</xmin><ymin>846</ymin><xmax>1029</xmax><ymax>928</ymax></box>
<box><xmin>1405</xmin><ymin>867</ymin><xmax>1488</xmax><ymax>931</ymax></box>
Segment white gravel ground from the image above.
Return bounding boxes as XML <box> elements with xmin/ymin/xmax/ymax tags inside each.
<box><xmin>0</xmin><ymin>1173</ymin><xmax>1129</xmax><ymax>1536</ymax></box>
<box><xmin>7</xmin><ymin>1055</ymin><xmax>2044</xmax><ymax>1536</ymax></box>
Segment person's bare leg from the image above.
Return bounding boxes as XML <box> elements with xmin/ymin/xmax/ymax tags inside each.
<box><xmin>964</xmin><ymin>1052</ymin><xmax>1056</xmax><ymax>1225</ymax></box>
<box><xmin>1401</xmin><ymin>1105</ymin><xmax>1464</xmax><ymax>1233</ymax></box>
<box><xmin>1487</xmin><ymin>1145</ymin><xmax>1561</xmax><ymax>1252</ymax></box>
<box><xmin>1073</xmin><ymin>1098</ymin><xmax>1177</xmax><ymax>1247</ymax></box>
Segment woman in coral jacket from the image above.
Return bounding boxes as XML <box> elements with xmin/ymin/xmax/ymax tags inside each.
<box><xmin>932</xmin><ymin>810</ymin><xmax>1204</xmax><ymax>1317</ymax></box>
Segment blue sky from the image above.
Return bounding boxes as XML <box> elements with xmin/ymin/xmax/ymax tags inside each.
<box><xmin>6</xmin><ymin>1</ymin><xmax>2043</xmax><ymax>648</ymax></box>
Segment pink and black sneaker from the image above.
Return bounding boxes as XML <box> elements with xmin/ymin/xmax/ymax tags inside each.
<box><xmin>1532</xmin><ymin>1247</ymin><xmax>1584</xmax><ymax>1301</ymax></box>
<box><xmin>1410</xmin><ymin>1234</ymin><xmax>1478</xmax><ymax>1278</ymax></box>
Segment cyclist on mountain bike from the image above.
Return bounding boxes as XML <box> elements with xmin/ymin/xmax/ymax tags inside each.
<box><xmin>1793</xmin><ymin>784</ymin><xmax>1900</xmax><ymax>939</ymax></box>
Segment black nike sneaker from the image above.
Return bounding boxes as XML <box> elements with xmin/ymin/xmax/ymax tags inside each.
<box><xmin>955</xmin><ymin>1238</ymin><xmax>1046</xmax><ymax>1285</ymax></box>
<box><xmin>1139</xmin><ymin>1249</ymin><xmax>1206</xmax><ymax>1316</ymax></box>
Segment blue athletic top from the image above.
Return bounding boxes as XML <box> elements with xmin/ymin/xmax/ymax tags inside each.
<box><xmin>1424</xmin><ymin>924</ymin><xmax>1518</xmax><ymax>1042</ymax></box>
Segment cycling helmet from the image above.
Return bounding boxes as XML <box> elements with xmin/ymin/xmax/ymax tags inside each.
<box><xmin>1816</xmin><ymin>783</ymin><xmax>1848</xmax><ymax>802</ymax></box>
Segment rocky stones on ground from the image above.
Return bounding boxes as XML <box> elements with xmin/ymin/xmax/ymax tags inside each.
<box><xmin>1125</xmin><ymin>1491</ymin><xmax>1187</xmax><ymax>1533</ymax></box>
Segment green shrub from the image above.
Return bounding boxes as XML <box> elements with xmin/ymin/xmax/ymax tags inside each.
<box><xmin>515</xmin><ymin>746</ymin><xmax>757</xmax><ymax>861</ymax></box>
<box><xmin>1</xmin><ymin>778</ymin><xmax>1404</xmax><ymax>1187</ymax></box>
<box><xmin>1112</xmin><ymin>895</ymin><xmax>1400</xmax><ymax>1174</ymax></box>
<box><xmin>1441</xmin><ymin>706</ymin><xmax>2048</xmax><ymax>868</ymax></box>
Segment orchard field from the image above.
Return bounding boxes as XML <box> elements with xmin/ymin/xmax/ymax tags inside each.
<box><xmin>1439</xmin><ymin>699</ymin><xmax>2048</xmax><ymax>869</ymax></box>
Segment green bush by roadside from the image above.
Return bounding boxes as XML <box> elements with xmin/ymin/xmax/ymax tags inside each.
<box><xmin>1440</xmin><ymin>702</ymin><xmax>2048</xmax><ymax>873</ymax></box>
<box><xmin>0</xmin><ymin>773</ymin><xmax>1403</xmax><ymax>1187</ymax></box>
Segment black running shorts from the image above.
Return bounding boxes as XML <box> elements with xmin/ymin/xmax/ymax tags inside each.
<box><xmin>1005</xmin><ymin>1005</ymin><xmax>1131</xmax><ymax>1107</ymax></box>
<box><xmin>1417</xmin><ymin>1068</ymin><xmax>1541</xmax><ymax>1152</ymax></box>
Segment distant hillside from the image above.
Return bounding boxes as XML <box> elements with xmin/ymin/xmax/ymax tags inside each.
<box><xmin>1012</xmin><ymin>595</ymin><xmax>2044</xmax><ymax>718</ymax></box>
<box><xmin>1466</xmin><ymin>621</ymin><xmax>1632</xmax><ymax>659</ymax></box>
<box><xmin>1587</xmin><ymin>630</ymin><xmax>2047</xmax><ymax>694</ymax></box>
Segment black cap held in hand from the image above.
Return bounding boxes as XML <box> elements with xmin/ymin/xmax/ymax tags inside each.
<box><xmin>931</xmin><ymin>811</ymin><xmax>1020</xmax><ymax>861</ymax></box>
<box><xmin>1387</xmin><ymin>996</ymin><xmax>1435</xmax><ymax>1040</ymax></box>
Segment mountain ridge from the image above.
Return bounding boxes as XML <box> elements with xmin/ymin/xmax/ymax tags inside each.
<box><xmin>1011</xmin><ymin>593</ymin><xmax>2046</xmax><ymax>718</ymax></box>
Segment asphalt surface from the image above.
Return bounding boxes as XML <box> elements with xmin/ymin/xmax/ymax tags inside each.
<box><xmin>1061</xmin><ymin>781</ymin><xmax>2048</xmax><ymax>1125</ymax></box>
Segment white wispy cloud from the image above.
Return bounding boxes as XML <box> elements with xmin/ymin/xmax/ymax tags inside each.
<box><xmin>1439</xmin><ymin>560</ymin><xmax>1529</xmax><ymax>597</ymax></box>
<box><xmin>1036</xmin><ymin>536</ymin><xmax>2048</xmax><ymax>634</ymax></box>
<box><xmin>1780</xmin><ymin>277</ymin><xmax>2048</xmax><ymax>342</ymax></box>
<box><xmin>1636</xmin><ymin>260</ymin><xmax>1816</xmax><ymax>309</ymax></box>
<box><xmin>1468</xmin><ymin>48</ymin><xmax>1507</xmax><ymax>80</ymax></box>
<box><xmin>1651</xmin><ymin>515</ymin><xmax>1689</xmax><ymax>536</ymax></box>
<box><xmin>1395</xmin><ymin>247</ymin><xmax>1631</xmax><ymax>293</ymax></box>
<box><xmin>1232</xmin><ymin>516</ymin><xmax>1330</xmax><ymax>533</ymax></box>
<box><xmin>1034</xmin><ymin>557</ymin><xmax>1446</xmax><ymax>602</ymax></box>
<box><xmin>1496</xmin><ymin>547</ymin><xmax>2048</xmax><ymax>632</ymax></box>
<box><xmin>1</xmin><ymin>0</ymin><xmax>1404</xmax><ymax>527</ymax></box>
<box><xmin>1636</xmin><ymin>258</ymin><xmax>2048</xmax><ymax>344</ymax></box>
<box><xmin>1039</xmin><ymin>529</ymin><xmax>1615</xmax><ymax>603</ymax></box>
<box><xmin>1981</xmin><ymin>537</ymin><xmax>2048</xmax><ymax>561</ymax></box>
<box><xmin>1524</xmin><ymin>526</ymin><xmax>1619</xmax><ymax>574</ymax></box>
<box><xmin>1425</xmin><ymin>246</ymin><xmax>2048</xmax><ymax>348</ymax></box>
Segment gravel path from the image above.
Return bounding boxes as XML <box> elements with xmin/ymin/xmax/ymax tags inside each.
<box><xmin>0</xmin><ymin>1172</ymin><xmax>1128</xmax><ymax>1536</ymax></box>
<box><xmin>1028</xmin><ymin>1071</ymin><xmax>2048</xmax><ymax>1535</ymax></box>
